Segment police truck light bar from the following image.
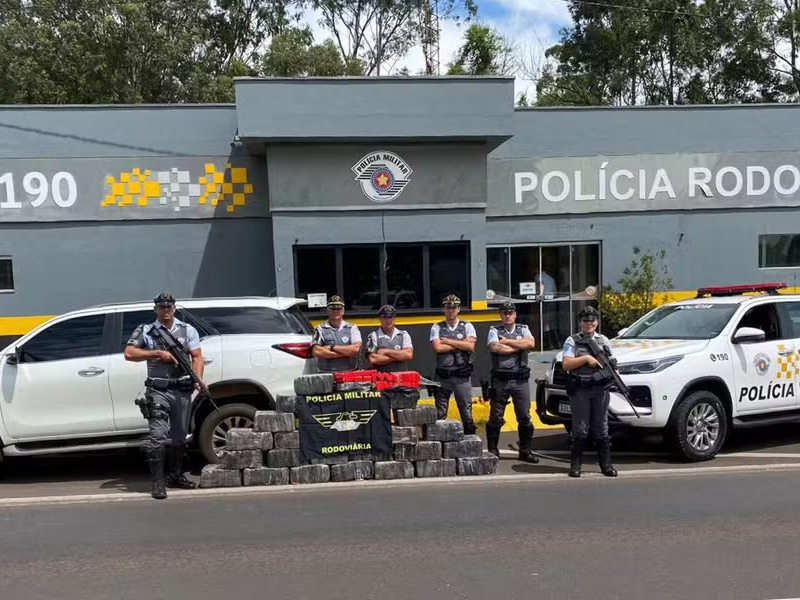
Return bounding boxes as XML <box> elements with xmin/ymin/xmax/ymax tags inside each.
<box><xmin>695</xmin><ymin>282</ymin><xmax>787</xmax><ymax>298</ymax></box>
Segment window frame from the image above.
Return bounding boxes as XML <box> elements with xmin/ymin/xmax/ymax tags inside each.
<box><xmin>293</xmin><ymin>241</ymin><xmax>472</xmax><ymax>316</ymax></box>
<box><xmin>758</xmin><ymin>233</ymin><xmax>800</xmax><ymax>269</ymax></box>
<box><xmin>0</xmin><ymin>256</ymin><xmax>14</xmax><ymax>294</ymax></box>
<box><xmin>16</xmin><ymin>312</ymin><xmax>115</xmax><ymax>363</ymax></box>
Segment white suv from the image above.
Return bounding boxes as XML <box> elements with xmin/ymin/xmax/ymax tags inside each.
<box><xmin>536</xmin><ymin>283</ymin><xmax>800</xmax><ymax>462</ymax></box>
<box><xmin>0</xmin><ymin>296</ymin><xmax>316</xmax><ymax>465</ymax></box>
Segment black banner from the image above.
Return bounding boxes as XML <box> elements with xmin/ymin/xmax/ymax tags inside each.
<box><xmin>296</xmin><ymin>389</ymin><xmax>392</xmax><ymax>461</ymax></box>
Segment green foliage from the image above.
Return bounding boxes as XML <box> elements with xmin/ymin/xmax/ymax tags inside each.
<box><xmin>446</xmin><ymin>23</ymin><xmax>515</xmax><ymax>76</ymax></box>
<box><xmin>598</xmin><ymin>246</ymin><xmax>674</xmax><ymax>335</ymax></box>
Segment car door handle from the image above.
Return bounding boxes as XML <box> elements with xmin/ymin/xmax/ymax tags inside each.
<box><xmin>204</xmin><ymin>358</ymin><xmax>213</xmax><ymax>365</ymax></box>
<box><xmin>77</xmin><ymin>367</ymin><xmax>105</xmax><ymax>377</ymax></box>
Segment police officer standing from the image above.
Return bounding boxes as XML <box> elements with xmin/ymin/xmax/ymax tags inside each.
<box><xmin>365</xmin><ymin>304</ymin><xmax>413</xmax><ymax>372</ymax></box>
<box><xmin>310</xmin><ymin>295</ymin><xmax>363</xmax><ymax>372</ymax></box>
<box><xmin>561</xmin><ymin>305</ymin><xmax>618</xmax><ymax>478</ymax></box>
<box><xmin>124</xmin><ymin>293</ymin><xmax>203</xmax><ymax>500</ymax></box>
<box><xmin>429</xmin><ymin>294</ymin><xmax>477</xmax><ymax>435</ymax></box>
<box><xmin>485</xmin><ymin>301</ymin><xmax>538</xmax><ymax>463</ymax></box>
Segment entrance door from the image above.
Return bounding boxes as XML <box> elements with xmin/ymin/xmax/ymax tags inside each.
<box><xmin>486</xmin><ymin>243</ymin><xmax>601</xmax><ymax>351</ymax></box>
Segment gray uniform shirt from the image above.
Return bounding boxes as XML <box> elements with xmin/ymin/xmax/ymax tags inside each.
<box><xmin>562</xmin><ymin>331</ymin><xmax>613</xmax><ymax>377</ymax></box>
<box><xmin>126</xmin><ymin>318</ymin><xmax>201</xmax><ymax>379</ymax></box>
<box><xmin>312</xmin><ymin>320</ymin><xmax>362</xmax><ymax>372</ymax></box>
<box><xmin>487</xmin><ymin>323</ymin><xmax>533</xmax><ymax>371</ymax></box>
<box><xmin>366</xmin><ymin>327</ymin><xmax>413</xmax><ymax>372</ymax></box>
<box><xmin>429</xmin><ymin>319</ymin><xmax>476</xmax><ymax>369</ymax></box>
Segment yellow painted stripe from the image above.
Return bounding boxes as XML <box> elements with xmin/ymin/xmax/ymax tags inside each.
<box><xmin>418</xmin><ymin>398</ymin><xmax>562</xmax><ymax>431</ymax></box>
<box><xmin>3</xmin><ymin>286</ymin><xmax>797</xmax><ymax>338</ymax></box>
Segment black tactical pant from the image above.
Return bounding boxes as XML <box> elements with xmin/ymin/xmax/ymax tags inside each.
<box><xmin>433</xmin><ymin>375</ymin><xmax>475</xmax><ymax>433</ymax></box>
<box><xmin>569</xmin><ymin>385</ymin><xmax>610</xmax><ymax>440</ymax></box>
<box><xmin>147</xmin><ymin>388</ymin><xmax>192</xmax><ymax>450</ymax></box>
<box><xmin>487</xmin><ymin>378</ymin><xmax>532</xmax><ymax>429</ymax></box>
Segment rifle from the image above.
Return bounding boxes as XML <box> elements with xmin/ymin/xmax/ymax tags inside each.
<box><xmin>149</xmin><ymin>325</ymin><xmax>216</xmax><ymax>408</ymax></box>
<box><xmin>582</xmin><ymin>335</ymin><xmax>640</xmax><ymax>419</ymax></box>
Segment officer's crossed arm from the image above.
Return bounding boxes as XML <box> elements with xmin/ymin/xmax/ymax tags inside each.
<box><xmin>431</xmin><ymin>323</ymin><xmax>476</xmax><ymax>353</ymax></box>
<box><xmin>123</xmin><ymin>325</ymin><xmax>176</xmax><ymax>364</ymax></box>
<box><xmin>487</xmin><ymin>327</ymin><xmax>536</xmax><ymax>354</ymax></box>
<box><xmin>312</xmin><ymin>326</ymin><xmax>363</xmax><ymax>359</ymax></box>
<box><xmin>369</xmin><ymin>331</ymin><xmax>413</xmax><ymax>366</ymax></box>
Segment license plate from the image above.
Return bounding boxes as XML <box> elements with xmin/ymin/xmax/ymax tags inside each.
<box><xmin>558</xmin><ymin>402</ymin><xmax>571</xmax><ymax>415</ymax></box>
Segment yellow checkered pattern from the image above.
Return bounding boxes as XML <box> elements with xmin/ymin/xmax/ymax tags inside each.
<box><xmin>776</xmin><ymin>344</ymin><xmax>800</xmax><ymax>380</ymax></box>
<box><xmin>102</xmin><ymin>163</ymin><xmax>254</xmax><ymax>214</ymax></box>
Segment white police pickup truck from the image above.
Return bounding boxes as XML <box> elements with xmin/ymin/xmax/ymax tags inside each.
<box><xmin>535</xmin><ymin>282</ymin><xmax>800</xmax><ymax>462</ymax></box>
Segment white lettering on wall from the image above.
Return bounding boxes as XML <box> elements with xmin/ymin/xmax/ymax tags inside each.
<box><xmin>514</xmin><ymin>162</ymin><xmax>800</xmax><ymax>205</ymax></box>
<box><xmin>0</xmin><ymin>171</ymin><xmax>78</xmax><ymax>210</ymax></box>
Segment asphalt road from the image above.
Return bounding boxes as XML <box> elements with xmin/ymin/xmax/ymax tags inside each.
<box><xmin>2</xmin><ymin>423</ymin><xmax>800</xmax><ymax>499</ymax></box>
<box><xmin>1</xmin><ymin>470</ymin><xmax>800</xmax><ymax>600</ymax></box>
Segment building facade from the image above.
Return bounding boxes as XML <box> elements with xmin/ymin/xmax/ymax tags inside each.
<box><xmin>2</xmin><ymin>76</ymin><xmax>800</xmax><ymax>381</ymax></box>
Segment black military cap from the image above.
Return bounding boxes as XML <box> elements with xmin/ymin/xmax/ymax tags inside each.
<box><xmin>442</xmin><ymin>294</ymin><xmax>461</xmax><ymax>307</ymax></box>
<box><xmin>499</xmin><ymin>300</ymin><xmax>516</xmax><ymax>313</ymax></box>
<box><xmin>378</xmin><ymin>304</ymin><xmax>396</xmax><ymax>317</ymax></box>
<box><xmin>154</xmin><ymin>292</ymin><xmax>176</xmax><ymax>306</ymax></box>
<box><xmin>578</xmin><ymin>305</ymin><xmax>600</xmax><ymax>320</ymax></box>
<box><xmin>327</xmin><ymin>295</ymin><xmax>345</xmax><ymax>308</ymax></box>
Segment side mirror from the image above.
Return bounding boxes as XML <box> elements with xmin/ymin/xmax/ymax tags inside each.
<box><xmin>4</xmin><ymin>347</ymin><xmax>20</xmax><ymax>365</ymax></box>
<box><xmin>617</xmin><ymin>327</ymin><xmax>629</xmax><ymax>337</ymax></box>
<box><xmin>732</xmin><ymin>327</ymin><xmax>766</xmax><ymax>344</ymax></box>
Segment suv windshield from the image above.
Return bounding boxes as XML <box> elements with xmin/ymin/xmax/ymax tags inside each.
<box><xmin>619</xmin><ymin>303</ymin><xmax>739</xmax><ymax>340</ymax></box>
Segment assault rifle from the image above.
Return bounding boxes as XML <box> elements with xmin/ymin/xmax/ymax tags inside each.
<box><xmin>149</xmin><ymin>325</ymin><xmax>216</xmax><ymax>408</ymax></box>
<box><xmin>582</xmin><ymin>334</ymin><xmax>640</xmax><ymax>419</ymax></box>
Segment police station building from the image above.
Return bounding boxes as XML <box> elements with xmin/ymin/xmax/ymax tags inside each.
<box><xmin>1</xmin><ymin>76</ymin><xmax>800</xmax><ymax>379</ymax></box>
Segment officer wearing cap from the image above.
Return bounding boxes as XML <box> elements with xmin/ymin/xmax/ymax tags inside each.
<box><xmin>485</xmin><ymin>301</ymin><xmax>538</xmax><ymax>462</ymax></box>
<box><xmin>124</xmin><ymin>293</ymin><xmax>204</xmax><ymax>499</ymax></box>
<box><xmin>429</xmin><ymin>294</ymin><xmax>477</xmax><ymax>435</ymax></box>
<box><xmin>561</xmin><ymin>305</ymin><xmax>618</xmax><ymax>478</ymax></box>
<box><xmin>310</xmin><ymin>295</ymin><xmax>363</xmax><ymax>372</ymax></box>
<box><xmin>365</xmin><ymin>304</ymin><xmax>413</xmax><ymax>372</ymax></box>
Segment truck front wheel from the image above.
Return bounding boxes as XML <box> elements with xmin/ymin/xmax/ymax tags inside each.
<box><xmin>198</xmin><ymin>402</ymin><xmax>257</xmax><ymax>464</ymax></box>
<box><xmin>666</xmin><ymin>390</ymin><xmax>728</xmax><ymax>462</ymax></box>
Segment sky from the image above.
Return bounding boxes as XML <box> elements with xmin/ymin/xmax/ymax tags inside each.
<box><xmin>298</xmin><ymin>0</ymin><xmax>573</xmax><ymax>102</ymax></box>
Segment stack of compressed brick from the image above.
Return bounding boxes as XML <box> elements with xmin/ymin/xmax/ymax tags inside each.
<box><xmin>198</xmin><ymin>373</ymin><xmax>498</xmax><ymax>488</ymax></box>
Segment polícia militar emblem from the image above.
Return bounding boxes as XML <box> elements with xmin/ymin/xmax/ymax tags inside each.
<box><xmin>352</xmin><ymin>151</ymin><xmax>413</xmax><ymax>204</ymax></box>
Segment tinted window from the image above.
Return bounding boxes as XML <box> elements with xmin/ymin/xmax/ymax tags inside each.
<box><xmin>21</xmin><ymin>314</ymin><xmax>106</xmax><ymax>362</ymax></box>
<box><xmin>0</xmin><ymin>258</ymin><xmax>13</xmax><ymax>292</ymax></box>
<box><xmin>187</xmin><ymin>306</ymin><xmax>313</xmax><ymax>335</ymax></box>
<box><xmin>621</xmin><ymin>304</ymin><xmax>739</xmax><ymax>340</ymax></box>
<box><xmin>120</xmin><ymin>310</ymin><xmax>157</xmax><ymax>350</ymax></box>
<box><xmin>759</xmin><ymin>234</ymin><xmax>800</xmax><ymax>268</ymax></box>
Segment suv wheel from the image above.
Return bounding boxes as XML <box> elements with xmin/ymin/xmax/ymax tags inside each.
<box><xmin>198</xmin><ymin>403</ymin><xmax>257</xmax><ymax>464</ymax></box>
<box><xmin>667</xmin><ymin>390</ymin><xmax>728</xmax><ymax>462</ymax></box>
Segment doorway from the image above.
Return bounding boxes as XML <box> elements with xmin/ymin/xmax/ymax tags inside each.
<box><xmin>486</xmin><ymin>242</ymin><xmax>602</xmax><ymax>351</ymax></box>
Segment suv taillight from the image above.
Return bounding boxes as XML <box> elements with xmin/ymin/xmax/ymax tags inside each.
<box><xmin>272</xmin><ymin>342</ymin><xmax>313</xmax><ymax>359</ymax></box>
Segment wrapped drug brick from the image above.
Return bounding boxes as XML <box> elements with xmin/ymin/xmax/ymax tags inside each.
<box><xmin>243</xmin><ymin>467</ymin><xmax>290</xmax><ymax>486</ymax></box>
<box><xmin>392</xmin><ymin>426</ymin><xmax>418</xmax><ymax>445</ymax></box>
<box><xmin>293</xmin><ymin>373</ymin><xmax>335</xmax><ymax>396</ymax></box>
<box><xmin>275</xmin><ymin>394</ymin><xmax>299</xmax><ymax>414</ymax></box>
<box><xmin>330</xmin><ymin>460</ymin><xmax>375</xmax><ymax>482</ymax></box>
<box><xmin>290</xmin><ymin>464</ymin><xmax>330</xmax><ymax>484</ymax></box>
<box><xmin>423</xmin><ymin>420</ymin><xmax>464</xmax><ymax>442</ymax></box>
<box><xmin>226</xmin><ymin>428</ymin><xmax>273</xmax><ymax>452</ymax></box>
<box><xmin>443</xmin><ymin>434</ymin><xmax>483</xmax><ymax>459</ymax></box>
<box><xmin>266</xmin><ymin>448</ymin><xmax>302</xmax><ymax>468</ymax></box>
<box><xmin>395</xmin><ymin>405</ymin><xmax>437</xmax><ymax>427</ymax></box>
<box><xmin>254</xmin><ymin>411</ymin><xmax>295</xmax><ymax>433</ymax></box>
<box><xmin>274</xmin><ymin>431</ymin><xmax>300</xmax><ymax>449</ymax></box>
<box><xmin>219</xmin><ymin>450</ymin><xmax>263</xmax><ymax>470</ymax></box>
<box><xmin>199</xmin><ymin>464</ymin><xmax>242</xmax><ymax>488</ymax></box>
<box><xmin>383</xmin><ymin>386</ymin><xmax>420</xmax><ymax>410</ymax></box>
<box><xmin>374</xmin><ymin>461</ymin><xmax>414</xmax><ymax>480</ymax></box>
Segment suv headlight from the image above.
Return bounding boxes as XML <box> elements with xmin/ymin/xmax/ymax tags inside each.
<box><xmin>617</xmin><ymin>355</ymin><xmax>683</xmax><ymax>375</ymax></box>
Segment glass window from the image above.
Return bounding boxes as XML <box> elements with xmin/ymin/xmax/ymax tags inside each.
<box><xmin>540</xmin><ymin>246</ymin><xmax>571</xmax><ymax>300</ymax></box>
<box><xmin>295</xmin><ymin>247</ymin><xmax>337</xmax><ymax>309</ymax></box>
<box><xmin>620</xmin><ymin>304</ymin><xmax>739</xmax><ymax>340</ymax></box>
<box><xmin>782</xmin><ymin>301</ymin><xmax>800</xmax><ymax>338</ymax></box>
<box><xmin>0</xmin><ymin>258</ymin><xmax>13</xmax><ymax>292</ymax></box>
<box><xmin>759</xmin><ymin>234</ymin><xmax>800</xmax><ymax>268</ymax></box>
<box><xmin>429</xmin><ymin>243</ymin><xmax>470</xmax><ymax>307</ymax></box>
<box><xmin>120</xmin><ymin>310</ymin><xmax>156</xmax><ymax>350</ymax></box>
<box><xmin>486</xmin><ymin>247</ymin><xmax>509</xmax><ymax>304</ymax></box>
<box><xmin>344</xmin><ymin>246</ymin><xmax>381</xmax><ymax>310</ymax></box>
<box><xmin>21</xmin><ymin>314</ymin><xmax>106</xmax><ymax>362</ymax></box>
<box><xmin>188</xmin><ymin>306</ymin><xmax>313</xmax><ymax>336</ymax></box>
<box><xmin>386</xmin><ymin>245</ymin><xmax>423</xmax><ymax>310</ymax></box>
<box><xmin>571</xmin><ymin>244</ymin><xmax>600</xmax><ymax>301</ymax></box>
<box><xmin>510</xmin><ymin>246</ymin><xmax>539</xmax><ymax>301</ymax></box>
<box><xmin>735</xmin><ymin>303</ymin><xmax>783</xmax><ymax>341</ymax></box>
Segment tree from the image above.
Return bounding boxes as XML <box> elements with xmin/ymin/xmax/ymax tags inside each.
<box><xmin>446</xmin><ymin>23</ymin><xmax>516</xmax><ymax>76</ymax></box>
<box><xmin>598</xmin><ymin>246</ymin><xmax>674</xmax><ymax>335</ymax></box>
<box><xmin>262</xmin><ymin>26</ymin><xmax>365</xmax><ymax>76</ymax></box>
<box><xmin>304</xmin><ymin>0</ymin><xmax>476</xmax><ymax>76</ymax></box>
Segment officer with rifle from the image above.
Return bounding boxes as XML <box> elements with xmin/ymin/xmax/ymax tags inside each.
<box><xmin>124</xmin><ymin>293</ymin><xmax>205</xmax><ymax>499</ymax></box>
<box><xmin>484</xmin><ymin>301</ymin><xmax>538</xmax><ymax>462</ymax></box>
<box><xmin>561</xmin><ymin>305</ymin><xmax>619</xmax><ymax>478</ymax></box>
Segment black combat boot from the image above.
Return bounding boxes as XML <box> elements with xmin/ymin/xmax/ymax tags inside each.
<box><xmin>148</xmin><ymin>447</ymin><xmax>168</xmax><ymax>500</ymax></box>
<box><xmin>597</xmin><ymin>436</ymin><xmax>618</xmax><ymax>477</ymax></box>
<box><xmin>166</xmin><ymin>446</ymin><xmax>197</xmax><ymax>489</ymax></box>
<box><xmin>517</xmin><ymin>423</ymin><xmax>539</xmax><ymax>463</ymax></box>
<box><xmin>463</xmin><ymin>421</ymin><xmax>477</xmax><ymax>436</ymax></box>
<box><xmin>485</xmin><ymin>424</ymin><xmax>501</xmax><ymax>458</ymax></box>
<box><xmin>568</xmin><ymin>436</ymin><xmax>584</xmax><ymax>478</ymax></box>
